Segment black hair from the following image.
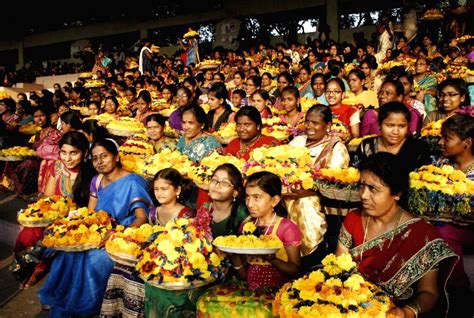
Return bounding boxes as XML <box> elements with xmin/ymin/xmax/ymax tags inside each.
<box><xmin>261</xmin><ymin>72</ymin><xmax>273</xmax><ymax>81</ymax></box>
<box><xmin>441</xmin><ymin>114</ymin><xmax>474</xmax><ymax>155</ymax></box>
<box><xmin>91</xmin><ymin>138</ymin><xmax>121</xmax><ymax>167</ymax></box>
<box><xmin>104</xmin><ymin>96</ymin><xmax>119</xmax><ymax>112</ymax></box>
<box><xmin>137</xmin><ymin>90</ymin><xmax>152</xmax><ymax>104</ymax></box>
<box><xmin>311</xmin><ymin>73</ymin><xmax>326</xmax><ymax>86</ymax></box>
<box><xmin>277</xmin><ymin>71</ymin><xmax>295</xmax><ymax>86</ymax></box>
<box><xmin>33</xmin><ymin>105</ymin><xmax>52</xmax><ymax>127</ymax></box>
<box><xmin>177</xmin><ymin>86</ymin><xmax>193</xmax><ymax>99</ymax></box>
<box><xmin>245</xmin><ymin>171</ymin><xmax>287</xmax><ymax>217</ymax></box>
<box><xmin>359</xmin><ymin>152</ymin><xmax>409</xmax><ymax>203</ymax></box>
<box><xmin>234</xmin><ymin>106</ymin><xmax>262</xmax><ymax>128</ymax></box>
<box><xmin>60</xmin><ymin>111</ymin><xmax>83</xmax><ymax>130</ymax></box>
<box><xmin>247</xmin><ymin>75</ymin><xmax>262</xmax><ymax>88</ymax></box>
<box><xmin>233</xmin><ymin>70</ymin><xmax>245</xmax><ymax>80</ymax></box>
<box><xmin>153</xmin><ymin>168</ymin><xmax>193</xmax><ymax>206</ymax></box>
<box><xmin>59</xmin><ymin>131</ymin><xmax>95</xmax><ymax>206</ymax></box>
<box><xmin>81</xmin><ymin>119</ymin><xmax>109</xmax><ymax>142</ymax></box>
<box><xmin>306</xmin><ymin>104</ymin><xmax>333</xmax><ymax>123</ymax></box>
<box><xmin>162</xmin><ymin>84</ymin><xmax>177</xmax><ymax>96</ymax></box>
<box><xmin>211</xmin><ymin>163</ymin><xmax>245</xmax><ymax>234</ymax></box>
<box><xmin>18</xmin><ymin>100</ymin><xmax>33</xmax><ymax>115</ymax></box>
<box><xmin>145</xmin><ymin>113</ymin><xmax>167</xmax><ymax>127</ymax></box>
<box><xmin>381</xmin><ymin>79</ymin><xmax>404</xmax><ymax>97</ymax></box>
<box><xmin>348</xmin><ymin>68</ymin><xmax>366</xmax><ymax>81</ymax></box>
<box><xmin>232</xmin><ymin>89</ymin><xmax>246</xmax><ymax>99</ymax></box>
<box><xmin>326</xmin><ymin>77</ymin><xmax>345</xmax><ymax>92</ymax></box>
<box><xmin>438</xmin><ymin>78</ymin><xmax>470</xmax><ymax>106</ymax></box>
<box><xmin>0</xmin><ymin>98</ymin><xmax>16</xmax><ymax>113</ymax></box>
<box><xmin>214</xmin><ymin>72</ymin><xmax>225</xmax><ymax>81</ymax></box>
<box><xmin>251</xmin><ymin>89</ymin><xmax>271</xmax><ymax>101</ymax></box>
<box><xmin>181</xmin><ymin>104</ymin><xmax>207</xmax><ymax>128</ymax></box>
<box><xmin>208</xmin><ymin>82</ymin><xmax>231</xmax><ymax>111</ymax></box>
<box><xmin>378</xmin><ymin>101</ymin><xmax>411</xmax><ymax>126</ymax></box>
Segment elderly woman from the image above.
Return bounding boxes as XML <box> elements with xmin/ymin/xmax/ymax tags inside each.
<box><xmin>176</xmin><ymin>104</ymin><xmax>221</xmax><ymax>163</ymax></box>
<box><xmin>336</xmin><ymin>152</ymin><xmax>457</xmax><ymax>317</ymax></box>
<box><xmin>145</xmin><ymin>113</ymin><xmax>176</xmax><ymax>152</ymax></box>
<box><xmin>287</xmin><ymin>105</ymin><xmax>350</xmax><ymax>270</ymax></box>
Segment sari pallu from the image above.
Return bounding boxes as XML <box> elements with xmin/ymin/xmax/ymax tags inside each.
<box><xmin>39</xmin><ymin>173</ymin><xmax>153</xmax><ymax>317</ymax></box>
<box><xmin>339</xmin><ymin>211</ymin><xmax>458</xmax><ymax>314</ymax></box>
<box><xmin>415</xmin><ymin>75</ymin><xmax>438</xmax><ymax>114</ymax></box>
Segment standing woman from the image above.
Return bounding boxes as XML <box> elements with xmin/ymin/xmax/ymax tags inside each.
<box><xmin>414</xmin><ymin>57</ymin><xmax>438</xmax><ymax>114</ymax></box>
<box><xmin>325</xmin><ymin>78</ymin><xmax>360</xmax><ymax>138</ymax></box>
<box><xmin>176</xmin><ymin>105</ymin><xmax>221</xmax><ymax>163</ymax></box>
<box><xmin>14</xmin><ymin>132</ymin><xmax>94</xmax><ymax>288</ymax></box>
<box><xmin>39</xmin><ymin>138</ymin><xmax>153</xmax><ymax>317</ymax></box>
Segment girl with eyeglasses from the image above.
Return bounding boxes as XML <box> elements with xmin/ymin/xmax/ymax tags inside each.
<box><xmin>423</xmin><ymin>78</ymin><xmax>470</xmax><ymax>125</ymax></box>
<box><xmin>325</xmin><ymin>78</ymin><xmax>360</xmax><ymax>138</ymax></box>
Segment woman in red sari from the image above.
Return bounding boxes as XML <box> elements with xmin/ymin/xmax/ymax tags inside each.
<box><xmin>336</xmin><ymin>153</ymin><xmax>458</xmax><ymax>317</ymax></box>
<box><xmin>225</xmin><ymin>106</ymin><xmax>280</xmax><ymax>160</ymax></box>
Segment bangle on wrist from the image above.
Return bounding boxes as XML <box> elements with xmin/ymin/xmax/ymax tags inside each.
<box><xmin>404</xmin><ymin>304</ymin><xmax>419</xmax><ymax>318</ymax></box>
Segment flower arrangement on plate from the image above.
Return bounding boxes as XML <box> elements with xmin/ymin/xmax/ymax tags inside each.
<box><xmin>42</xmin><ymin>207</ymin><xmax>113</xmax><ymax>251</ymax></box>
<box><xmin>313</xmin><ymin>167</ymin><xmax>361</xmax><ymax>202</ymax></box>
<box><xmin>106</xmin><ymin>223</ymin><xmax>162</xmax><ymax>265</ymax></box>
<box><xmin>188</xmin><ymin>152</ymin><xmax>245</xmax><ymax>189</ymax></box>
<box><xmin>273</xmin><ymin>253</ymin><xmax>395</xmax><ymax>318</ymax></box>
<box><xmin>19</xmin><ymin>123</ymin><xmax>42</xmax><ymax>135</ymax></box>
<box><xmin>0</xmin><ymin>146</ymin><xmax>36</xmax><ymax>161</ymax></box>
<box><xmin>213</xmin><ymin>222</ymin><xmax>283</xmax><ymax>254</ymax></box>
<box><xmin>106</xmin><ymin>117</ymin><xmax>146</xmax><ymax>137</ymax></box>
<box><xmin>300</xmin><ymin>97</ymin><xmax>321</xmax><ymax>113</ymax></box>
<box><xmin>212</xmin><ymin>123</ymin><xmax>237</xmax><ymax>144</ymax></box>
<box><xmin>244</xmin><ymin>145</ymin><xmax>314</xmax><ymax>190</ymax></box>
<box><xmin>136</xmin><ymin>218</ymin><xmax>226</xmax><ymax>289</ymax></box>
<box><xmin>347</xmin><ymin>135</ymin><xmax>377</xmax><ymax>152</ymax></box>
<box><xmin>409</xmin><ymin>164</ymin><xmax>474</xmax><ymax>224</ymax></box>
<box><xmin>17</xmin><ymin>195</ymin><xmax>76</xmax><ymax>227</ymax></box>
<box><xmin>143</xmin><ymin>149</ymin><xmax>194</xmax><ymax>179</ymax></box>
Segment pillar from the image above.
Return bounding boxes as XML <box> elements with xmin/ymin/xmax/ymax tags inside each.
<box><xmin>326</xmin><ymin>0</ymin><xmax>339</xmax><ymax>42</ymax></box>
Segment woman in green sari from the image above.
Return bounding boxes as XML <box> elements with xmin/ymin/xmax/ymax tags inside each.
<box><xmin>414</xmin><ymin>57</ymin><xmax>438</xmax><ymax>114</ymax></box>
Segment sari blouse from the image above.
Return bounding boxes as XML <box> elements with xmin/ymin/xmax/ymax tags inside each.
<box><xmin>339</xmin><ymin>210</ymin><xmax>458</xmax><ymax>301</ymax></box>
<box><xmin>176</xmin><ymin>134</ymin><xmax>221</xmax><ymax>163</ymax></box>
<box><xmin>225</xmin><ymin>134</ymin><xmax>280</xmax><ymax>161</ymax></box>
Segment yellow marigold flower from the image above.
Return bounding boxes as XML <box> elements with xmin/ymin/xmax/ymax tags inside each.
<box><xmin>189</xmin><ymin>252</ymin><xmax>206</xmax><ymax>267</ymax></box>
<box><xmin>308</xmin><ymin>270</ymin><xmax>325</xmax><ymax>284</ymax></box>
<box><xmin>157</xmin><ymin>240</ymin><xmax>175</xmax><ymax>255</ymax></box>
<box><xmin>243</xmin><ymin>222</ymin><xmax>256</xmax><ymax>234</ymax></box>
<box><xmin>345</xmin><ymin>274</ymin><xmax>364</xmax><ymax>291</ymax></box>
<box><xmin>209</xmin><ymin>252</ymin><xmax>222</xmax><ymax>267</ymax></box>
<box><xmin>336</xmin><ymin>253</ymin><xmax>356</xmax><ymax>271</ymax></box>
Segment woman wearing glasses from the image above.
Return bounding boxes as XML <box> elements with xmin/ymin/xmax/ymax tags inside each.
<box><xmin>423</xmin><ymin>78</ymin><xmax>470</xmax><ymax>125</ymax></box>
<box><xmin>325</xmin><ymin>78</ymin><xmax>360</xmax><ymax>138</ymax></box>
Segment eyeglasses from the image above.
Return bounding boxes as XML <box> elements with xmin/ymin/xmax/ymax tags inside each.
<box><xmin>439</xmin><ymin>92</ymin><xmax>460</xmax><ymax>98</ymax></box>
<box><xmin>209</xmin><ymin>178</ymin><xmax>233</xmax><ymax>188</ymax></box>
<box><xmin>325</xmin><ymin>90</ymin><xmax>342</xmax><ymax>95</ymax></box>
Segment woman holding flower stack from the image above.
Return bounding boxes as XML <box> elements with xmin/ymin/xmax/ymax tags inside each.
<box><xmin>287</xmin><ymin>104</ymin><xmax>350</xmax><ymax>270</ymax></box>
<box><xmin>336</xmin><ymin>152</ymin><xmax>458</xmax><ymax>318</ymax></box>
<box><xmin>39</xmin><ymin>138</ymin><xmax>153</xmax><ymax>317</ymax></box>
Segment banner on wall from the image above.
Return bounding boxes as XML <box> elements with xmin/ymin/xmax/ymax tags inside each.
<box><xmin>214</xmin><ymin>19</ymin><xmax>241</xmax><ymax>50</ymax></box>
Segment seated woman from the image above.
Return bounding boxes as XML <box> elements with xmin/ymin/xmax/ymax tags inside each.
<box><xmin>176</xmin><ymin>104</ymin><xmax>221</xmax><ymax>163</ymax></box>
<box><xmin>102</xmin><ymin>96</ymin><xmax>121</xmax><ymax>119</ymax></box>
<box><xmin>288</xmin><ymin>105</ymin><xmax>350</xmax><ymax>269</ymax></box>
<box><xmin>249</xmin><ymin>90</ymin><xmax>273</xmax><ymax>119</ymax></box>
<box><xmin>414</xmin><ymin>57</ymin><xmax>438</xmax><ymax>114</ymax></box>
<box><xmin>58</xmin><ymin>111</ymin><xmax>82</xmax><ymax>133</ymax></box>
<box><xmin>225</xmin><ymin>106</ymin><xmax>280</xmax><ymax>160</ymax></box>
<box><xmin>232</xmin><ymin>171</ymin><xmax>301</xmax><ymax>290</ymax></box>
<box><xmin>39</xmin><ymin>138</ymin><xmax>153</xmax><ymax>317</ymax></box>
<box><xmin>344</xmin><ymin>69</ymin><xmax>379</xmax><ymax>109</ymax></box>
<box><xmin>13</xmin><ymin>132</ymin><xmax>93</xmax><ymax>288</ymax></box>
<box><xmin>145</xmin><ymin>114</ymin><xmax>176</xmax><ymax>152</ymax></box>
<box><xmin>279</xmin><ymin>86</ymin><xmax>305</xmax><ymax>132</ymax></box>
<box><xmin>0</xmin><ymin>98</ymin><xmax>21</xmax><ymax>131</ymax></box>
<box><xmin>295</xmin><ymin>65</ymin><xmax>313</xmax><ymax>98</ymax></box>
<box><xmin>101</xmin><ymin>167</ymin><xmax>194</xmax><ymax>318</ymax></box>
<box><xmin>196</xmin><ymin>163</ymin><xmax>248</xmax><ymax>238</ymax></box>
<box><xmin>336</xmin><ymin>152</ymin><xmax>458</xmax><ymax>317</ymax></box>
<box><xmin>135</xmin><ymin>90</ymin><xmax>155</xmax><ymax>123</ymax></box>
<box><xmin>436</xmin><ymin>114</ymin><xmax>474</xmax><ymax>301</ymax></box>
<box><xmin>353</xmin><ymin>101</ymin><xmax>431</xmax><ymax>175</ymax></box>
<box><xmin>169</xmin><ymin>87</ymin><xmax>193</xmax><ymax>132</ymax></box>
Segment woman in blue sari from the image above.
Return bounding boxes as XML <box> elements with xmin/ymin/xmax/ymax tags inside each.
<box><xmin>39</xmin><ymin>138</ymin><xmax>152</xmax><ymax>318</ymax></box>
<box><xmin>176</xmin><ymin>104</ymin><xmax>222</xmax><ymax>163</ymax></box>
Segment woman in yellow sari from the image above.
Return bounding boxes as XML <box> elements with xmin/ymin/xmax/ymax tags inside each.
<box><xmin>286</xmin><ymin>104</ymin><xmax>350</xmax><ymax>271</ymax></box>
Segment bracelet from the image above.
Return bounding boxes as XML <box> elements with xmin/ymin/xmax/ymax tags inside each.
<box><xmin>233</xmin><ymin>265</ymin><xmax>244</xmax><ymax>270</ymax></box>
<box><xmin>404</xmin><ymin>304</ymin><xmax>419</xmax><ymax>318</ymax></box>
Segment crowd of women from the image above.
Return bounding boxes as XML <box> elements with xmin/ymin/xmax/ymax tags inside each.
<box><xmin>0</xmin><ymin>30</ymin><xmax>473</xmax><ymax>318</ymax></box>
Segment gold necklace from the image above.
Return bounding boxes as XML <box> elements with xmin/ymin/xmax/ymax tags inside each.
<box><xmin>359</xmin><ymin>208</ymin><xmax>403</xmax><ymax>261</ymax></box>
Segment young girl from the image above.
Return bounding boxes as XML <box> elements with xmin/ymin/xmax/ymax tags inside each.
<box><xmin>279</xmin><ymin>86</ymin><xmax>305</xmax><ymax>132</ymax></box>
<box><xmin>250</xmin><ymin>89</ymin><xmax>273</xmax><ymax>119</ymax></box>
<box><xmin>196</xmin><ymin>164</ymin><xmax>248</xmax><ymax>237</ymax></box>
<box><xmin>325</xmin><ymin>78</ymin><xmax>360</xmax><ymax>138</ymax></box>
<box><xmin>206</xmin><ymin>82</ymin><xmax>234</xmax><ymax>131</ymax></box>
<box><xmin>149</xmin><ymin>168</ymin><xmax>195</xmax><ymax>225</ymax></box>
<box><xmin>233</xmin><ymin>171</ymin><xmax>301</xmax><ymax>290</ymax></box>
<box><xmin>135</xmin><ymin>90</ymin><xmax>154</xmax><ymax>123</ymax></box>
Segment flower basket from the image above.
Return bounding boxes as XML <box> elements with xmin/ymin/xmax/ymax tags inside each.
<box><xmin>144</xmin><ymin>277</ymin><xmax>216</xmax><ymax>290</ymax></box>
<box><xmin>53</xmin><ymin>243</ymin><xmax>99</xmax><ymax>252</ymax></box>
<box><xmin>108</xmin><ymin>252</ymin><xmax>139</xmax><ymax>266</ymax></box>
<box><xmin>317</xmin><ymin>186</ymin><xmax>361</xmax><ymax>202</ymax></box>
<box><xmin>18</xmin><ymin>218</ymin><xmax>55</xmax><ymax>228</ymax></box>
